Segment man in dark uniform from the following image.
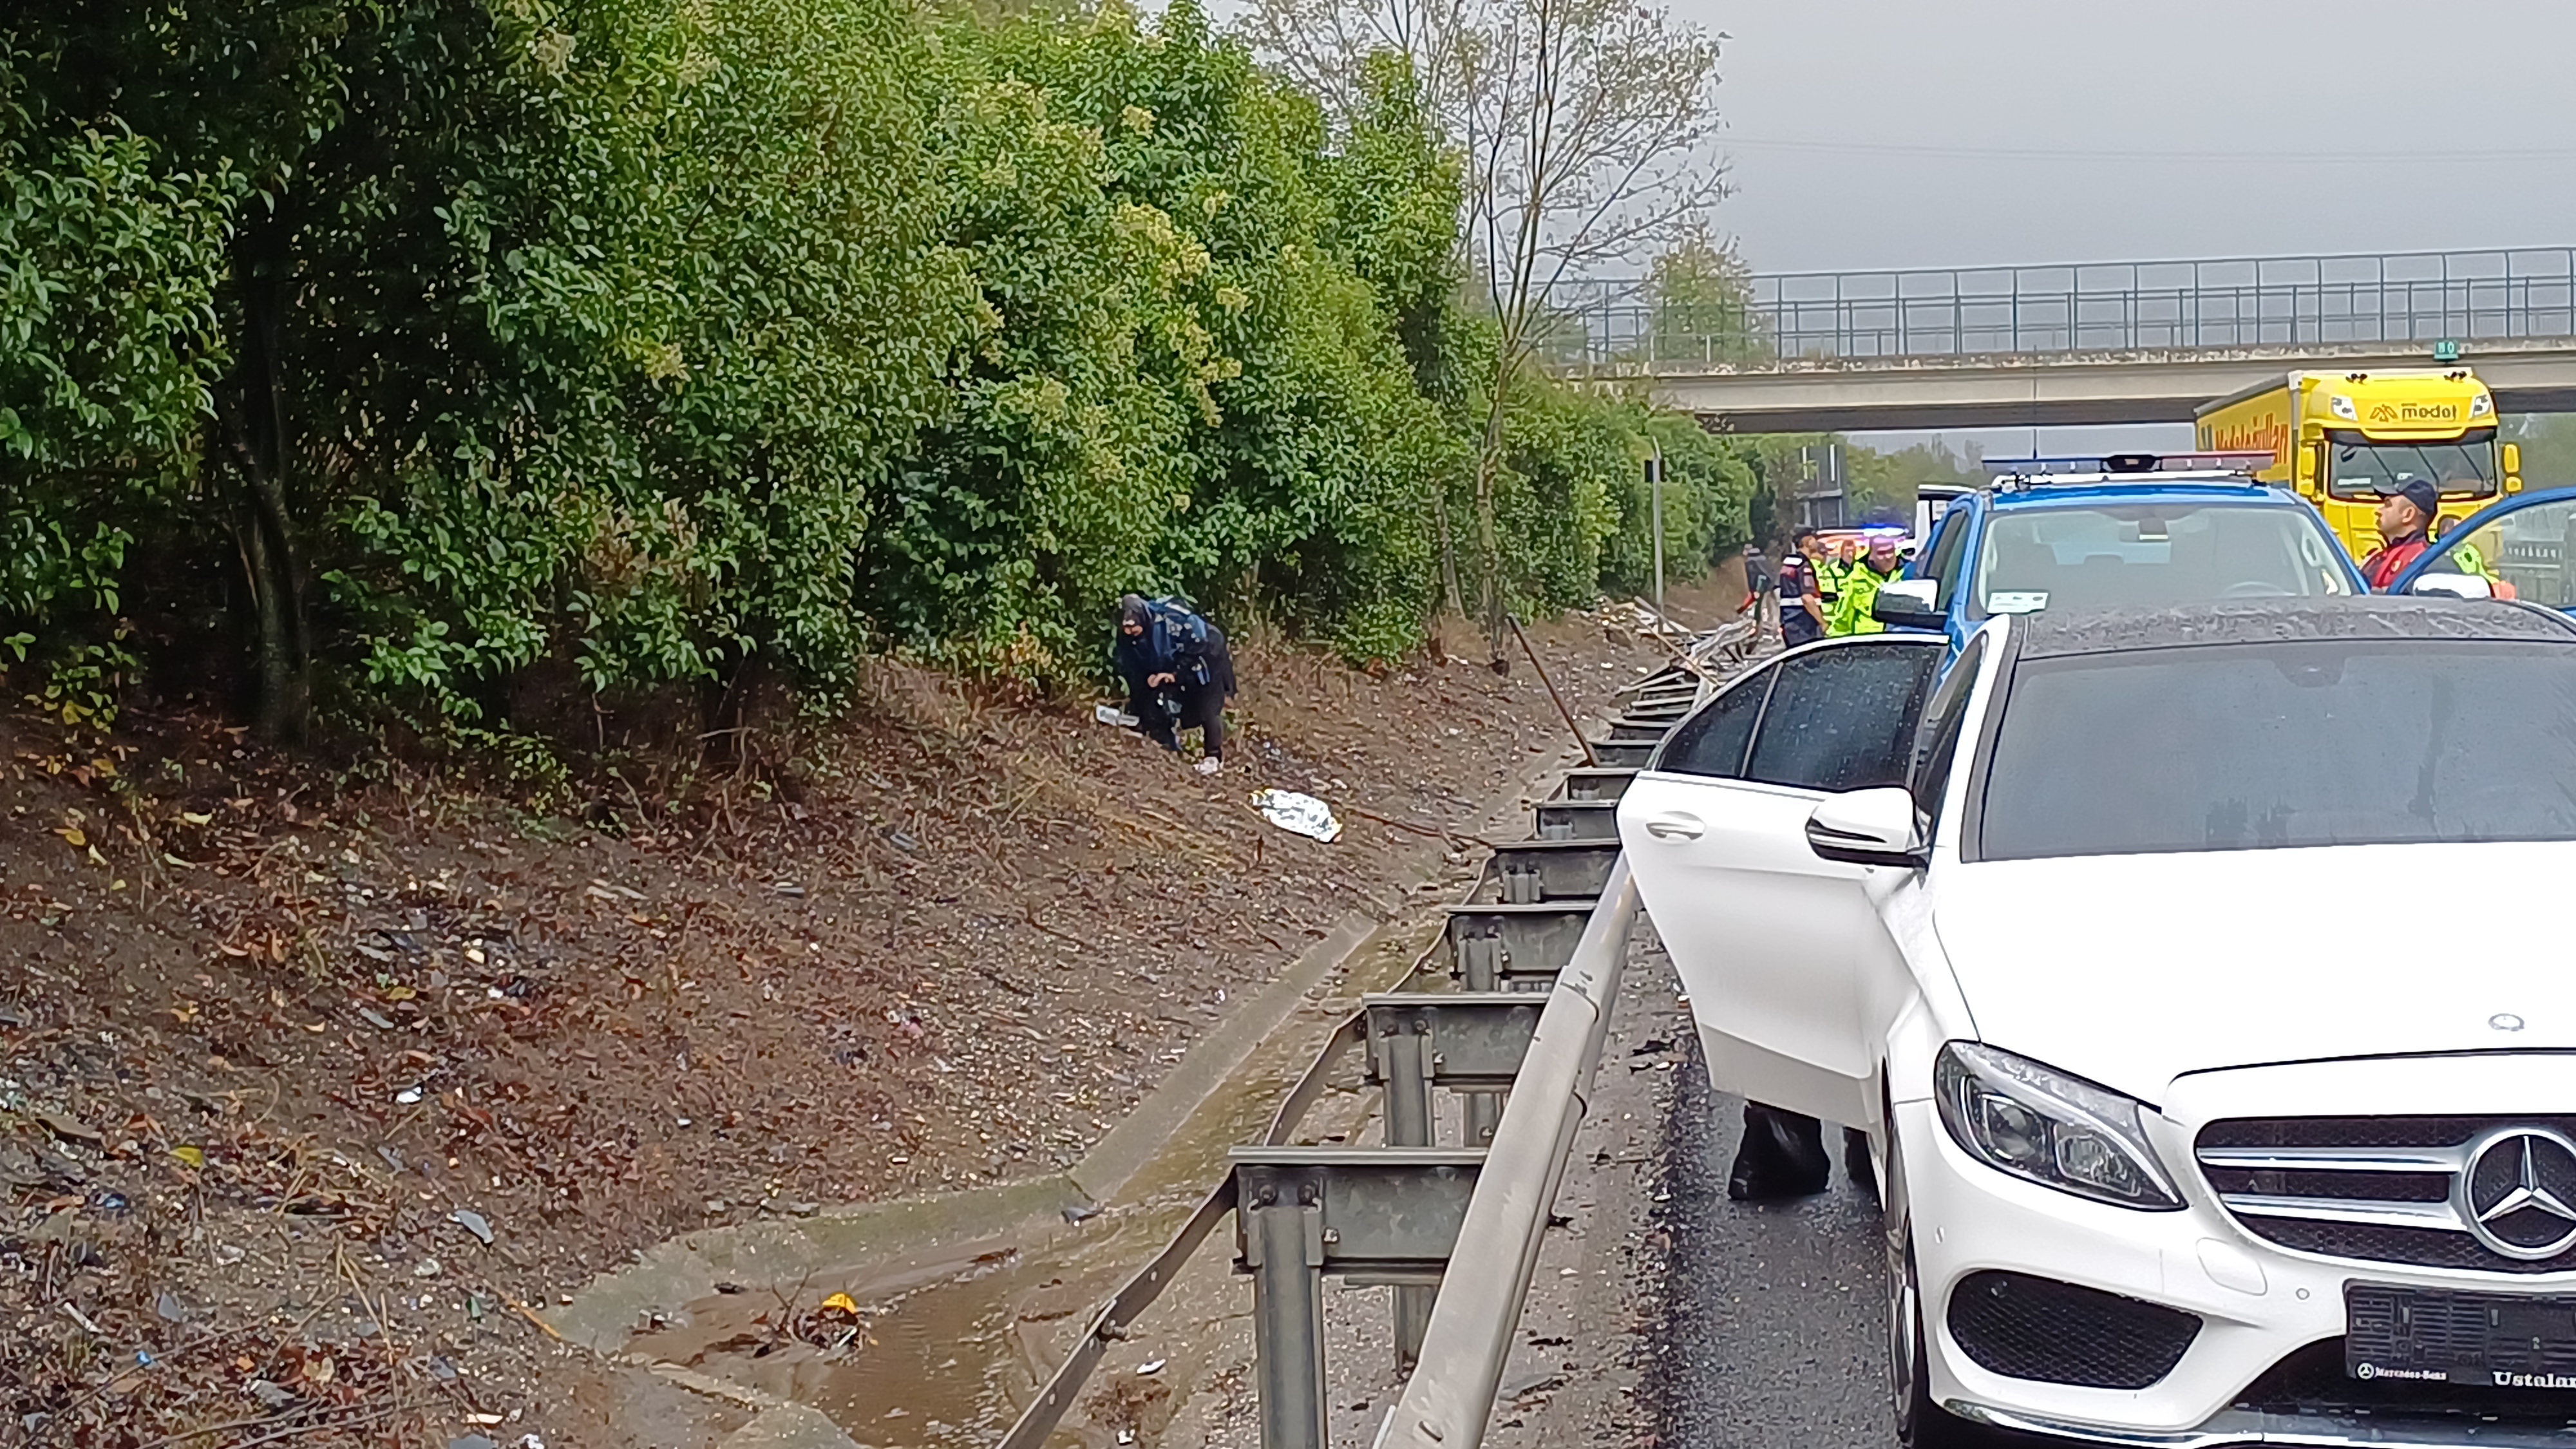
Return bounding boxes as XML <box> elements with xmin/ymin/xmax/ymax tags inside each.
<box><xmin>1112</xmin><ymin>594</ymin><xmax>1236</xmax><ymax>773</ymax></box>
<box><xmin>1779</xmin><ymin>529</ymin><xmax>1826</xmax><ymax>649</ymax></box>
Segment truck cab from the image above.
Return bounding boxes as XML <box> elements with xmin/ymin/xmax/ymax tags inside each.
<box><xmin>2194</xmin><ymin>368</ymin><xmax>2523</xmax><ymax>562</ymax></box>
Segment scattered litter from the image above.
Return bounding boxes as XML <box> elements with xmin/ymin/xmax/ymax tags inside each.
<box><xmin>171</xmin><ymin>1146</ymin><xmax>204</xmax><ymax>1169</ymax></box>
<box><xmin>35</xmin><ymin>1111</ymin><xmax>100</xmax><ymax>1147</ymax></box>
<box><xmin>154</xmin><ymin>1291</ymin><xmax>187</xmax><ymax>1323</ymax></box>
<box><xmin>1137</xmin><ymin>1358</ymin><xmax>1166</xmax><ymax>1375</ymax></box>
<box><xmin>450</xmin><ymin>1209</ymin><xmax>495</xmax><ymax>1246</ymax></box>
<box><xmin>414</xmin><ymin>1258</ymin><xmax>443</xmax><ymax>1278</ymax></box>
<box><xmin>59</xmin><ymin>1302</ymin><xmax>100</xmax><ymax>1334</ymax></box>
<box><xmin>1093</xmin><ymin>704</ymin><xmax>1138</xmax><ymax>727</ymax></box>
<box><xmin>359</xmin><ymin>1008</ymin><xmax>397</xmax><ymax>1031</ymax></box>
<box><xmin>449</xmin><ymin>1437</ymin><xmax>498</xmax><ymax>1449</ymax></box>
<box><xmin>394</xmin><ymin>1084</ymin><xmax>425</xmax><ymax>1105</ymax></box>
<box><xmin>1251</xmin><ymin>788</ymin><xmax>1341</xmax><ymax>844</ymax></box>
<box><xmin>820</xmin><ymin>1292</ymin><xmax>860</xmax><ymax>1316</ymax></box>
<box><xmin>247</xmin><ymin>1379</ymin><xmax>297</xmax><ymax>1410</ymax></box>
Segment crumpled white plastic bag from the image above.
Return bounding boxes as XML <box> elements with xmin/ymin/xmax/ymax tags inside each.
<box><xmin>1251</xmin><ymin>788</ymin><xmax>1341</xmax><ymax>844</ymax></box>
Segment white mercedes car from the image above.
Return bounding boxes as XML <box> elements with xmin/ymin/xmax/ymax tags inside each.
<box><xmin>1620</xmin><ymin>598</ymin><xmax>2576</xmax><ymax>1446</ymax></box>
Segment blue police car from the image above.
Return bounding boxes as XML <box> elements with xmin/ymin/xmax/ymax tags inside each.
<box><xmin>1873</xmin><ymin>452</ymin><xmax>2368</xmax><ymax>654</ymax></box>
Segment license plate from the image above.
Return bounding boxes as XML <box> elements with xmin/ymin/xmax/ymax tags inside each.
<box><xmin>2347</xmin><ymin>1283</ymin><xmax>2576</xmax><ymax>1389</ymax></box>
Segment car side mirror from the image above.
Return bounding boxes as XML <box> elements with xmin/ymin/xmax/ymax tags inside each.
<box><xmin>2407</xmin><ymin>571</ymin><xmax>2494</xmax><ymax>600</ymax></box>
<box><xmin>1871</xmin><ymin>578</ymin><xmax>1943</xmax><ymax>631</ymax></box>
<box><xmin>1806</xmin><ymin>787</ymin><xmax>1927</xmax><ymax>869</ymax></box>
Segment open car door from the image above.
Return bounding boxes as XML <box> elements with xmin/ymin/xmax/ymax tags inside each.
<box><xmin>1618</xmin><ymin>635</ymin><xmax>1944</xmax><ymax>1127</ymax></box>
<box><xmin>2388</xmin><ymin>487</ymin><xmax>2576</xmax><ymax>610</ymax></box>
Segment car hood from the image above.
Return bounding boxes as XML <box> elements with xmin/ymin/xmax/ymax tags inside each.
<box><xmin>1932</xmin><ymin>842</ymin><xmax>2576</xmax><ymax>1103</ymax></box>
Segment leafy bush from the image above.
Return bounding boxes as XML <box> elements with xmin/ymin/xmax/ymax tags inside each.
<box><xmin>0</xmin><ymin>0</ymin><xmax>1750</xmax><ymax>751</ymax></box>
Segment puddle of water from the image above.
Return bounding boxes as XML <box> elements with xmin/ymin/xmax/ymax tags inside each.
<box><xmin>805</xmin><ymin>1249</ymin><xmax>1035</xmax><ymax>1447</ymax></box>
<box><xmin>644</xmin><ymin>918</ymin><xmax>1444</xmax><ymax>1446</ymax></box>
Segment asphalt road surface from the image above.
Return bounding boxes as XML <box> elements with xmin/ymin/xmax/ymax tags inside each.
<box><xmin>1649</xmin><ymin>1042</ymin><xmax>1894</xmax><ymax>1449</ymax></box>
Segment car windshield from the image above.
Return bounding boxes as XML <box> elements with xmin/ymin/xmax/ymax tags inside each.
<box><xmin>1979</xmin><ymin>640</ymin><xmax>2576</xmax><ymax>861</ymax></box>
<box><xmin>1971</xmin><ymin>504</ymin><xmax>2351</xmax><ymax>618</ymax></box>
<box><xmin>2325</xmin><ymin>433</ymin><xmax>2498</xmax><ymax>502</ymax></box>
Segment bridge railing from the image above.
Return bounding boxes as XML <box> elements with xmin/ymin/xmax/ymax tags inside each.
<box><xmin>1539</xmin><ymin>247</ymin><xmax>2576</xmax><ymax>370</ymax></box>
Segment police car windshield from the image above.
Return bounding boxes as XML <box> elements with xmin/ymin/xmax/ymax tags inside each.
<box><xmin>1980</xmin><ymin>640</ymin><xmax>2576</xmax><ymax>860</ymax></box>
<box><xmin>1971</xmin><ymin>504</ymin><xmax>2352</xmax><ymax>618</ymax></box>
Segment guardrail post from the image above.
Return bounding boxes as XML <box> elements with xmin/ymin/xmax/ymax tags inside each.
<box><xmin>1377</xmin><ymin>1020</ymin><xmax>1438</xmax><ymax>1368</ymax></box>
<box><xmin>1242</xmin><ymin>1179</ymin><xmax>1329</xmax><ymax>1449</ymax></box>
<box><xmin>1451</xmin><ymin>934</ymin><xmax>1505</xmax><ymax>1146</ymax></box>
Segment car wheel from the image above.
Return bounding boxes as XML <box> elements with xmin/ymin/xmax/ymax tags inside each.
<box><xmin>1886</xmin><ymin>1128</ymin><xmax>1983</xmax><ymax>1449</ymax></box>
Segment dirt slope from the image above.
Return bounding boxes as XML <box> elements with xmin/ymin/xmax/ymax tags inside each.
<box><xmin>0</xmin><ymin>604</ymin><xmax>1701</xmax><ymax>1446</ymax></box>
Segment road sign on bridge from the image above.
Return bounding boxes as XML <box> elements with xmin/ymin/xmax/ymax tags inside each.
<box><xmin>1544</xmin><ymin>247</ymin><xmax>2576</xmax><ymax>431</ymax></box>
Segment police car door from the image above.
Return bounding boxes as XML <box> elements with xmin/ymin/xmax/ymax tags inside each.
<box><xmin>1617</xmin><ymin>635</ymin><xmax>1944</xmax><ymax>1128</ymax></box>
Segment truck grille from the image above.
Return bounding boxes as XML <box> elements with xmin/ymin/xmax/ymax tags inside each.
<box><xmin>2197</xmin><ymin>1117</ymin><xmax>2576</xmax><ymax>1274</ymax></box>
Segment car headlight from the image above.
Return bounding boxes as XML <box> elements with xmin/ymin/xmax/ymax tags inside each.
<box><xmin>1933</xmin><ymin>1042</ymin><xmax>2183</xmax><ymax>1210</ymax></box>
<box><xmin>2471</xmin><ymin>393</ymin><xmax>2494</xmax><ymax>417</ymax></box>
<box><xmin>2329</xmin><ymin>395</ymin><xmax>2357</xmax><ymax>421</ymax></box>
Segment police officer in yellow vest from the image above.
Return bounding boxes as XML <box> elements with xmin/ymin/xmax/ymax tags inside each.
<box><xmin>1814</xmin><ymin>536</ymin><xmax>1852</xmax><ymax>625</ymax></box>
<box><xmin>1830</xmin><ymin>535</ymin><xmax>1903</xmax><ymax>636</ymax></box>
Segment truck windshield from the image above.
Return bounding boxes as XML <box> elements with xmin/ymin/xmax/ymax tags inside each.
<box><xmin>2326</xmin><ymin>433</ymin><xmax>2498</xmax><ymax>502</ymax></box>
<box><xmin>1980</xmin><ymin>640</ymin><xmax>2576</xmax><ymax>860</ymax></box>
<box><xmin>1970</xmin><ymin>504</ymin><xmax>2352</xmax><ymax>618</ymax></box>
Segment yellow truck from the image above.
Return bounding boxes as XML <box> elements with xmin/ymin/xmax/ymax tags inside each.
<box><xmin>2194</xmin><ymin>368</ymin><xmax>2523</xmax><ymax>560</ymax></box>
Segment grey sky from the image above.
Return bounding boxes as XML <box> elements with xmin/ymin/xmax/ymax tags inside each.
<box><xmin>1686</xmin><ymin>0</ymin><xmax>2576</xmax><ymax>451</ymax></box>
<box><xmin>1696</xmin><ymin>0</ymin><xmax>2576</xmax><ymax>274</ymax></box>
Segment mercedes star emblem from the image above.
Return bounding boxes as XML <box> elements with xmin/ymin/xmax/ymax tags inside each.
<box><xmin>2462</xmin><ymin>1128</ymin><xmax>2576</xmax><ymax>1261</ymax></box>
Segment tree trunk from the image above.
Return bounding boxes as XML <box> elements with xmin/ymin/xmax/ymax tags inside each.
<box><xmin>218</xmin><ymin>216</ymin><xmax>311</xmax><ymax>743</ymax></box>
<box><xmin>1473</xmin><ymin>362</ymin><xmax>1513</xmax><ymax>668</ymax></box>
<box><xmin>1430</xmin><ymin>481</ymin><xmax>1463</xmax><ymax>623</ymax></box>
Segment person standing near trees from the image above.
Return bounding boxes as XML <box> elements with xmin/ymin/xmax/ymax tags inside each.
<box><xmin>1112</xmin><ymin>594</ymin><xmax>1237</xmax><ymax>774</ymax></box>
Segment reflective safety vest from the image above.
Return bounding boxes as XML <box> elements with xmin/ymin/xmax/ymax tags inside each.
<box><xmin>1832</xmin><ymin>563</ymin><xmax>1896</xmax><ymax>636</ymax></box>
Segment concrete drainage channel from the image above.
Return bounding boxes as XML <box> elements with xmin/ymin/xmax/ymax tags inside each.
<box><xmin>549</xmin><ymin>626</ymin><xmax>1743</xmax><ymax>1449</ymax></box>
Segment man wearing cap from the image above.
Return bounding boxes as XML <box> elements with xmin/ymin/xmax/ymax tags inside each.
<box><xmin>1832</xmin><ymin>536</ymin><xmax>1904</xmax><ymax>636</ymax></box>
<box><xmin>2362</xmin><ymin>477</ymin><xmax>2440</xmax><ymax>591</ymax></box>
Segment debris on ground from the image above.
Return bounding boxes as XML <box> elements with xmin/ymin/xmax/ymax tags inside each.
<box><xmin>1250</xmin><ymin>788</ymin><xmax>1342</xmax><ymax>843</ymax></box>
<box><xmin>0</xmin><ymin>589</ymin><xmax>1702</xmax><ymax>1444</ymax></box>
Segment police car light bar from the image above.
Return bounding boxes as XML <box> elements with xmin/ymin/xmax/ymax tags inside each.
<box><xmin>1984</xmin><ymin>451</ymin><xmax>2275</xmax><ymax>478</ymax></box>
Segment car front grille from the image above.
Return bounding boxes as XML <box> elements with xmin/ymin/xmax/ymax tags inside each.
<box><xmin>1944</xmin><ymin>1270</ymin><xmax>2201</xmax><ymax>1389</ymax></box>
<box><xmin>2197</xmin><ymin>1117</ymin><xmax>2576</xmax><ymax>1273</ymax></box>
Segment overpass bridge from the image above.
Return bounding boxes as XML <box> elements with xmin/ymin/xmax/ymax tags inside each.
<box><xmin>1542</xmin><ymin>247</ymin><xmax>2576</xmax><ymax>431</ymax></box>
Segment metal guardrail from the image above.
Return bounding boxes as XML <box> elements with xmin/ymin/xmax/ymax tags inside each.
<box><xmin>1539</xmin><ymin>246</ymin><xmax>2576</xmax><ymax>368</ymax></box>
<box><xmin>1372</xmin><ymin>860</ymin><xmax>1638</xmax><ymax>1449</ymax></box>
<box><xmin>996</xmin><ymin>660</ymin><xmax>1704</xmax><ymax>1449</ymax></box>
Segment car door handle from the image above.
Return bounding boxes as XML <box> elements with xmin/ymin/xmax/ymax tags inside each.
<box><xmin>1643</xmin><ymin>811</ymin><xmax>1705</xmax><ymax>841</ymax></box>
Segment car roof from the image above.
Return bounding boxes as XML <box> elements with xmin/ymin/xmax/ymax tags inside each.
<box><xmin>1983</xmin><ymin>480</ymin><xmax>2300</xmax><ymax>511</ymax></box>
<box><xmin>2012</xmin><ymin>597</ymin><xmax>2576</xmax><ymax>661</ymax></box>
